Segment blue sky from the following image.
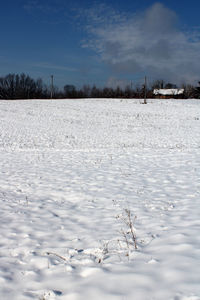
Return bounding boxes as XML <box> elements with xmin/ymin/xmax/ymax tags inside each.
<box><xmin>1</xmin><ymin>0</ymin><xmax>200</xmax><ymax>88</ymax></box>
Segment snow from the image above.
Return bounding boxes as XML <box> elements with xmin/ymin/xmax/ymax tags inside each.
<box><xmin>0</xmin><ymin>98</ymin><xmax>200</xmax><ymax>300</ymax></box>
<box><xmin>153</xmin><ymin>89</ymin><xmax>184</xmax><ymax>95</ymax></box>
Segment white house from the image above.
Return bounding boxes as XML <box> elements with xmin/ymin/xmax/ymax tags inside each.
<box><xmin>153</xmin><ymin>89</ymin><xmax>184</xmax><ymax>98</ymax></box>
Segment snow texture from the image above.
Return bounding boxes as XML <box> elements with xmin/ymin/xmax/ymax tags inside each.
<box><xmin>0</xmin><ymin>98</ymin><xmax>200</xmax><ymax>300</ymax></box>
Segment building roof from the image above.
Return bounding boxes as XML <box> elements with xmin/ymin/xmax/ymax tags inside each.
<box><xmin>153</xmin><ymin>89</ymin><xmax>184</xmax><ymax>95</ymax></box>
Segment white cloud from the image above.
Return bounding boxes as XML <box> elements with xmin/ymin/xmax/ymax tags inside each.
<box><xmin>81</xmin><ymin>2</ymin><xmax>200</xmax><ymax>85</ymax></box>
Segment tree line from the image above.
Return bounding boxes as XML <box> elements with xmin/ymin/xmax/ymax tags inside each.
<box><xmin>0</xmin><ymin>73</ymin><xmax>200</xmax><ymax>100</ymax></box>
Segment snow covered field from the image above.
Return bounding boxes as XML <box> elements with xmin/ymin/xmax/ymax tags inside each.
<box><xmin>0</xmin><ymin>98</ymin><xmax>200</xmax><ymax>300</ymax></box>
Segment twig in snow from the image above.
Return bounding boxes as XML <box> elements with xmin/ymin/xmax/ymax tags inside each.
<box><xmin>46</xmin><ymin>252</ymin><xmax>67</xmax><ymax>261</ymax></box>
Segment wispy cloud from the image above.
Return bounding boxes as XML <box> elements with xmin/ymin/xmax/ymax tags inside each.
<box><xmin>80</xmin><ymin>2</ymin><xmax>200</xmax><ymax>84</ymax></box>
<box><xmin>23</xmin><ymin>0</ymin><xmax>58</xmax><ymax>14</ymax></box>
<box><xmin>23</xmin><ymin>0</ymin><xmax>77</xmax><ymax>25</ymax></box>
<box><xmin>32</xmin><ymin>62</ymin><xmax>77</xmax><ymax>72</ymax></box>
<box><xmin>23</xmin><ymin>0</ymin><xmax>73</xmax><ymax>18</ymax></box>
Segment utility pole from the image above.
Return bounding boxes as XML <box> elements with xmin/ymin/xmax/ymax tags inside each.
<box><xmin>50</xmin><ymin>75</ymin><xmax>54</xmax><ymax>99</ymax></box>
<box><xmin>144</xmin><ymin>76</ymin><xmax>147</xmax><ymax>104</ymax></box>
